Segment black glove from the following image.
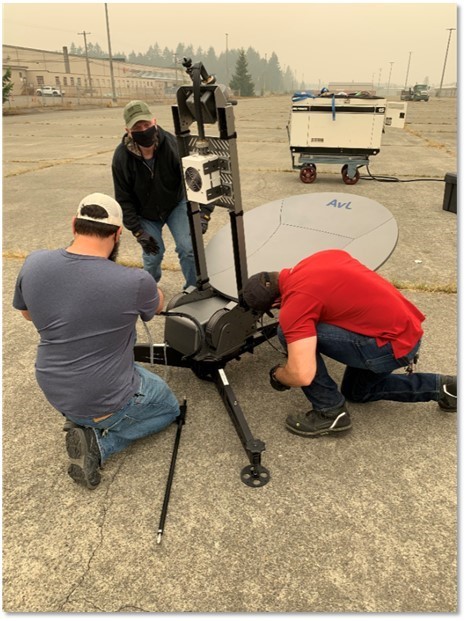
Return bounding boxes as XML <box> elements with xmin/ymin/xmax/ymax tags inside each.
<box><xmin>134</xmin><ymin>230</ymin><xmax>159</xmax><ymax>255</ymax></box>
<box><xmin>200</xmin><ymin>212</ymin><xmax>211</xmax><ymax>234</ymax></box>
<box><xmin>269</xmin><ymin>365</ymin><xmax>290</xmax><ymax>392</ymax></box>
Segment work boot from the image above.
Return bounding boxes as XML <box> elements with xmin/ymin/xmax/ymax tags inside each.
<box><xmin>66</xmin><ymin>427</ymin><xmax>102</xmax><ymax>490</ymax></box>
<box><xmin>438</xmin><ymin>375</ymin><xmax>457</xmax><ymax>412</ymax></box>
<box><xmin>286</xmin><ymin>402</ymin><xmax>352</xmax><ymax>437</ymax></box>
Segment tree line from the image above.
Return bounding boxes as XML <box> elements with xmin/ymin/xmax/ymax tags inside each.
<box><xmin>67</xmin><ymin>41</ymin><xmax>305</xmax><ymax>95</ymax></box>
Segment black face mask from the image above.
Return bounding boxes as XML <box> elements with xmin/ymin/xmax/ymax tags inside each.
<box><xmin>131</xmin><ymin>125</ymin><xmax>157</xmax><ymax>148</ymax></box>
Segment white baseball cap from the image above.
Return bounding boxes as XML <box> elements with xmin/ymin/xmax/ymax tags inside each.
<box><xmin>76</xmin><ymin>193</ymin><xmax>123</xmax><ymax>227</ymax></box>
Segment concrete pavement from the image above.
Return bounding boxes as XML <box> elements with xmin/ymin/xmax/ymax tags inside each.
<box><xmin>2</xmin><ymin>95</ymin><xmax>457</xmax><ymax>612</ymax></box>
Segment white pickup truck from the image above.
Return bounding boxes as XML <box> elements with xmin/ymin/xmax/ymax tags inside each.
<box><xmin>36</xmin><ymin>86</ymin><xmax>64</xmax><ymax>97</ymax></box>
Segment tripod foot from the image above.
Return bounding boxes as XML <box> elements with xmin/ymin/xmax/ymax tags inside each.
<box><xmin>240</xmin><ymin>464</ymin><xmax>270</xmax><ymax>487</ymax></box>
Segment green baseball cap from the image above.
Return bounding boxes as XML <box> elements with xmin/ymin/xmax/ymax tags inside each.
<box><xmin>123</xmin><ymin>100</ymin><xmax>153</xmax><ymax>129</ymax></box>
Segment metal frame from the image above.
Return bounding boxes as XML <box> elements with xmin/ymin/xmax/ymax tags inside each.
<box><xmin>134</xmin><ymin>60</ymin><xmax>274</xmax><ymax>487</ymax></box>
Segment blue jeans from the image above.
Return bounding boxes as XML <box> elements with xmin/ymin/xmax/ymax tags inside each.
<box><xmin>277</xmin><ymin>323</ymin><xmax>441</xmax><ymax>412</ymax></box>
<box><xmin>140</xmin><ymin>200</ymin><xmax>196</xmax><ymax>289</ymax></box>
<box><xmin>66</xmin><ymin>364</ymin><xmax>179</xmax><ymax>463</ymax></box>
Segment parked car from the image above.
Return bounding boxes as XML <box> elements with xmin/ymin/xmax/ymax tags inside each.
<box><xmin>36</xmin><ymin>86</ymin><xmax>64</xmax><ymax>97</ymax></box>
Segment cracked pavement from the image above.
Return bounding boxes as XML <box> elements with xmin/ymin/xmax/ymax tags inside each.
<box><xmin>2</xmin><ymin>95</ymin><xmax>457</xmax><ymax>612</ymax></box>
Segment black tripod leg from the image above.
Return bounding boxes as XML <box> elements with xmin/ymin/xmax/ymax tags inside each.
<box><xmin>156</xmin><ymin>399</ymin><xmax>187</xmax><ymax>544</ymax></box>
<box><xmin>212</xmin><ymin>368</ymin><xmax>270</xmax><ymax>487</ymax></box>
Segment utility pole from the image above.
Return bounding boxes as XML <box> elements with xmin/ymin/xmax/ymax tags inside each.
<box><xmin>173</xmin><ymin>53</ymin><xmax>179</xmax><ymax>87</ymax></box>
<box><xmin>225</xmin><ymin>33</ymin><xmax>229</xmax><ymax>85</ymax></box>
<box><xmin>386</xmin><ymin>61</ymin><xmax>394</xmax><ymax>97</ymax></box>
<box><xmin>104</xmin><ymin>4</ymin><xmax>117</xmax><ymax>103</ymax></box>
<box><xmin>77</xmin><ymin>30</ymin><xmax>93</xmax><ymax>96</ymax></box>
<box><xmin>404</xmin><ymin>51</ymin><xmax>412</xmax><ymax>90</ymax></box>
<box><xmin>437</xmin><ymin>28</ymin><xmax>456</xmax><ymax>97</ymax></box>
<box><xmin>377</xmin><ymin>67</ymin><xmax>382</xmax><ymax>91</ymax></box>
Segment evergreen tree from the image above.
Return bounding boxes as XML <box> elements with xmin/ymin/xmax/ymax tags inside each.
<box><xmin>229</xmin><ymin>48</ymin><xmax>255</xmax><ymax>96</ymax></box>
<box><xmin>267</xmin><ymin>52</ymin><xmax>283</xmax><ymax>93</ymax></box>
<box><xmin>65</xmin><ymin>39</ymin><xmax>293</xmax><ymax>93</ymax></box>
<box><xmin>3</xmin><ymin>67</ymin><xmax>14</xmax><ymax>103</ymax></box>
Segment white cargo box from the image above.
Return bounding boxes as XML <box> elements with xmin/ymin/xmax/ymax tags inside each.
<box><xmin>384</xmin><ymin>101</ymin><xmax>408</xmax><ymax>128</ymax></box>
<box><xmin>289</xmin><ymin>96</ymin><xmax>387</xmax><ymax>154</ymax></box>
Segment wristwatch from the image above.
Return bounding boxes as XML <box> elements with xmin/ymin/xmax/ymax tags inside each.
<box><xmin>133</xmin><ymin>230</ymin><xmax>143</xmax><ymax>238</ymax></box>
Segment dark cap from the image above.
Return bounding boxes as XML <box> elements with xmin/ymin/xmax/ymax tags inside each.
<box><xmin>243</xmin><ymin>272</ymin><xmax>280</xmax><ymax>312</ymax></box>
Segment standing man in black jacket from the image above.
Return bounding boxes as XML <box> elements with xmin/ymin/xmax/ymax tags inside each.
<box><xmin>112</xmin><ymin>100</ymin><xmax>211</xmax><ymax>289</ymax></box>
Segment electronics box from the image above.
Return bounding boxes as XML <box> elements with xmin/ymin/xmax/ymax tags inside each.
<box><xmin>289</xmin><ymin>96</ymin><xmax>387</xmax><ymax>154</ymax></box>
<box><xmin>182</xmin><ymin>153</ymin><xmax>222</xmax><ymax>204</ymax></box>
<box><xmin>443</xmin><ymin>172</ymin><xmax>457</xmax><ymax>214</ymax></box>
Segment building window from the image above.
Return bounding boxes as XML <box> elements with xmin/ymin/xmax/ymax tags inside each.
<box><xmin>63</xmin><ymin>77</ymin><xmax>68</xmax><ymax>86</ymax></box>
<box><xmin>70</xmin><ymin>77</ymin><xmax>75</xmax><ymax>86</ymax></box>
<box><xmin>37</xmin><ymin>76</ymin><xmax>45</xmax><ymax>85</ymax></box>
<box><xmin>77</xmin><ymin>77</ymin><xmax>81</xmax><ymax>86</ymax></box>
<box><xmin>55</xmin><ymin>76</ymin><xmax>60</xmax><ymax>86</ymax></box>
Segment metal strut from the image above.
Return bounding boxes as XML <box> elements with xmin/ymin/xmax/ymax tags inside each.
<box><xmin>156</xmin><ymin>398</ymin><xmax>187</xmax><ymax>544</ymax></box>
<box><xmin>134</xmin><ymin>322</ymin><xmax>277</xmax><ymax>487</ymax></box>
<box><xmin>212</xmin><ymin>368</ymin><xmax>270</xmax><ymax>487</ymax></box>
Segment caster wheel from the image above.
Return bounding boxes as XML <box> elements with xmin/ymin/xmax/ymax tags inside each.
<box><xmin>299</xmin><ymin>165</ymin><xmax>317</xmax><ymax>184</ymax></box>
<box><xmin>341</xmin><ymin>164</ymin><xmax>360</xmax><ymax>185</ymax></box>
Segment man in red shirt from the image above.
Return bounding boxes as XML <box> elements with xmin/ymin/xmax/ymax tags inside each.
<box><xmin>243</xmin><ymin>250</ymin><xmax>457</xmax><ymax>437</ymax></box>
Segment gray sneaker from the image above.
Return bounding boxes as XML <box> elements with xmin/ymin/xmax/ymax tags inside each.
<box><xmin>438</xmin><ymin>375</ymin><xmax>457</xmax><ymax>412</ymax></box>
<box><xmin>66</xmin><ymin>427</ymin><xmax>102</xmax><ymax>489</ymax></box>
<box><xmin>286</xmin><ymin>403</ymin><xmax>352</xmax><ymax>437</ymax></box>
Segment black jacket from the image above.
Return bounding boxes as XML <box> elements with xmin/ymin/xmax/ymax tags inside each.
<box><xmin>111</xmin><ymin>126</ymin><xmax>185</xmax><ymax>234</ymax></box>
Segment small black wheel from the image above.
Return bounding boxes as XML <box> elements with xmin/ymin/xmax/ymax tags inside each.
<box><xmin>299</xmin><ymin>165</ymin><xmax>317</xmax><ymax>184</ymax></box>
<box><xmin>341</xmin><ymin>164</ymin><xmax>360</xmax><ymax>185</ymax></box>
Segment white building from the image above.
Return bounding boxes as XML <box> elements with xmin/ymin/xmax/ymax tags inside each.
<box><xmin>3</xmin><ymin>44</ymin><xmax>185</xmax><ymax>99</ymax></box>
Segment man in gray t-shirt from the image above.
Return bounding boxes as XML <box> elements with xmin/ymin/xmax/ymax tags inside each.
<box><xmin>13</xmin><ymin>193</ymin><xmax>179</xmax><ymax>489</ymax></box>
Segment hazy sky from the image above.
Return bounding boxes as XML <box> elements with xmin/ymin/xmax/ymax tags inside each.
<box><xmin>1</xmin><ymin>1</ymin><xmax>458</xmax><ymax>87</ymax></box>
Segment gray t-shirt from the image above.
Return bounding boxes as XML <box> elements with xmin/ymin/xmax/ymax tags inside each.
<box><xmin>13</xmin><ymin>249</ymin><xmax>158</xmax><ymax>420</ymax></box>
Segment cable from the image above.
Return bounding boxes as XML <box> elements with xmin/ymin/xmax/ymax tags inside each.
<box><xmin>259</xmin><ymin>313</ymin><xmax>287</xmax><ymax>358</ymax></box>
<box><xmin>359</xmin><ymin>164</ymin><xmax>445</xmax><ymax>183</ymax></box>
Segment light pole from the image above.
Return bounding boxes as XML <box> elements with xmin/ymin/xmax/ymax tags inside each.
<box><xmin>104</xmin><ymin>4</ymin><xmax>117</xmax><ymax>102</ymax></box>
<box><xmin>386</xmin><ymin>61</ymin><xmax>394</xmax><ymax>96</ymax></box>
<box><xmin>225</xmin><ymin>33</ymin><xmax>229</xmax><ymax>85</ymax></box>
<box><xmin>437</xmin><ymin>28</ymin><xmax>456</xmax><ymax>96</ymax></box>
<box><xmin>78</xmin><ymin>30</ymin><xmax>93</xmax><ymax>96</ymax></box>
<box><xmin>377</xmin><ymin>67</ymin><xmax>382</xmax><ymax>91</ymax></box>
<box><xmin>173</xmin><ymin>54</ymin><xmax>180</xmax><ymax>87</ymax></box>
<box><xmin>404</xmin><ymin>51</ymin><xmax>412</xmax><ymax>90</ymax></box>
<box><xmin>386</xmin><ymin>61</ymin><xmax>394</xmax><ymax>97</ymax></box>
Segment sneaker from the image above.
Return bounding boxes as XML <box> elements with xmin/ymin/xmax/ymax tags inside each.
<box><xmin>286</xmin><ymin>403</ymin><xmax>352</xmax><ymax>437</ymax></box>
<box><xmin>66</xmin><ymin>427</ymin><xmax>102</xmax><ymax>489</ymax></box>
<box><xmin>438</xmin><ymin>375</ymin><xmax>457</xmax><ymax>412</ymax></box>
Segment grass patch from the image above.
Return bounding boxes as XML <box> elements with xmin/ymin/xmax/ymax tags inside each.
<box><xmin>4</xmin><ymin>250</ymin><xmax>456</xmax><ymax>293</ymax></box>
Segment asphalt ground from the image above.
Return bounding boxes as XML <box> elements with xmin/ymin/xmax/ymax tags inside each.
<box><xmin>2</xmin><ymin>95</ymin><xmax>458</xmax><ymax>613</ymax></box>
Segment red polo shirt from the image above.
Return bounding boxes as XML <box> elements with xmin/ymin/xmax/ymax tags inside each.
<box><xmin>278</xmin><ymin>250</ymin><xmax>425</xmax><ymax>358</ymax></box>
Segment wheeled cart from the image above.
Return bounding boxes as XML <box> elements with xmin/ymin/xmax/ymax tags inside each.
<box><xmin>288</xmin><ymin>92</ymin><xmax>405</xmax><ymax>184</ymax></box>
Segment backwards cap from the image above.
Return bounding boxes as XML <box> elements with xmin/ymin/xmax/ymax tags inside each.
<box><xmin>76</xmin><ymin>193</ymin><xmax>123</xmax><ymax>227</ymax></box>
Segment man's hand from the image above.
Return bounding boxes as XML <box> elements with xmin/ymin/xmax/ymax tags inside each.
<box><xmin>200</xmin><ymin>212</ymin><xmax>211</xmax><ymax>234</ymax></box>
<box><xmin>135</xmin><ymin>231</ymin><xmax>159</xmax><ymax>255</ymax></box>
<box><xmin>269</xmin><ymin>365</ymin><xmax>290</xmax><ymax>391</ymax></box>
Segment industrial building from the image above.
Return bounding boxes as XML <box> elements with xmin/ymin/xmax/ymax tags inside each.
<box><xmin>2</xmin><ymin>43</ymin><xmax>184</xmax><ymax>100</ymax></box>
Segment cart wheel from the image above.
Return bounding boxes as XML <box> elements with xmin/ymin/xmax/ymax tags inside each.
<box><xmin>341</xmin><ymin>165</ymin><xmax>360</xmax><ymax>185</ymax></box>
<box><xmin>299</xmin><ymin>165</ymin><xmax>317</xmax><ymax>184</ymax></box>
